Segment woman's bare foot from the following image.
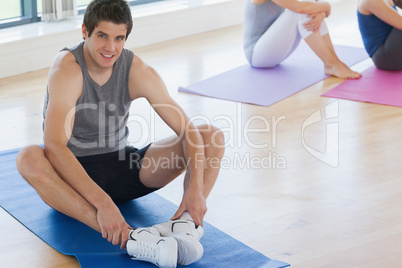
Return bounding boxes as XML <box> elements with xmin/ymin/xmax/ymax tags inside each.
<box><xmin>325</xmin><ymin>61</ymin><xmax>361</xmax><ymax>79</ymax></box>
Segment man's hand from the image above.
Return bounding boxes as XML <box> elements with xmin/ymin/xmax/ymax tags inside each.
<box><xmin>96</xmin><ymin>203</ymin><xmax>132</xmax><ymax>249</ymax></box>
<box><xmin>172</xmin><ymin>185</ymin><xmax>207</xmax><ymax>227</ymax></box>
<box><xmin>303</xmin><ymin>12</ymin><xmax>326</xmax><ymax>32</ymax></box>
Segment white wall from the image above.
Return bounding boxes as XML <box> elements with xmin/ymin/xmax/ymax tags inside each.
<box><xmin>0</xmin><ymin>0</ymin><xmax>244</xmax><ymax>79</ymax></box>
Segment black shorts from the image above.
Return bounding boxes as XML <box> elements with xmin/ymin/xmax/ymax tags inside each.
<box><xmin>76</xmin><ymin>145</ymin><xmax>159</xmax><ymax>202</ymax></box>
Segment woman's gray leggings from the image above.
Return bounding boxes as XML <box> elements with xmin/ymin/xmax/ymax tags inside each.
<box><xmin>371</xmin><ymin>27</ymin><xmax>402</xmax><ymax>71</ymax></box>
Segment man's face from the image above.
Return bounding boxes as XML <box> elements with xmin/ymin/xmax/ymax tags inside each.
<box><xmin>82</xmin><ymin>21</ymin><xmax>127</xmax><ymax>70</ymax></box>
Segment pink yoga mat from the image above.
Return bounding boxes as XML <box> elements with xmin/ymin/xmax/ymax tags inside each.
<box><xmin>322</xmin><ymin>65</ymin><xmax>402</xmax><ymax>107</ymax></box>
<box><xmin>179</xmin><ymin>43</ymin><xmax>368</xmax><ymax>106</ymax></box>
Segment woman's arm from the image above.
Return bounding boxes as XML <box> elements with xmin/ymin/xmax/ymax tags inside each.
<box><xmin>250</xmin><ymin>0</ymin><xmax>268</xmax><ymax>4</ymax></box>
<box><xmin>271</xmin><ymin>0</ymin><xmax>330</xmax><ymax>15</ymax></box>
<box><xmin>360</xmin><ymin>0</ymin><xmax>402</xmax><ymax>30</ymax></box>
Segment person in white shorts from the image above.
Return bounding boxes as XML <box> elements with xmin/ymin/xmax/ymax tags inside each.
<box><xmin>243</xmin><ymin>0</ymin><xmax>361</xmax><ymax>79</ymax></box>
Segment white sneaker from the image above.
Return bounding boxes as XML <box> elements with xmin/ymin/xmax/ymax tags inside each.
<box><xmin>127</xmin><ymin>227</ymin><xmax>178</xmax><ymax>268</ymax></box>
<box><xmin>153</xmin><ymin>219</ymin><xmax>204</xmax><ymax>265</ymax></box>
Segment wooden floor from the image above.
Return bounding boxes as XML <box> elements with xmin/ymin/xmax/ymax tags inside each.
<box><xmin>1</xmin><ymin>0</ymin><xmax>402</xmax><ymax>267</ymax></box>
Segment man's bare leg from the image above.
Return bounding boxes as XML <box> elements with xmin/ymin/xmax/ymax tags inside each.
<box><xmin>182</xmin><ymin>124</ymin><xmax>225</xmax><ymax>199</ymax></box>
<box><xmin>140</xmin><ymin>124</ymin><xmax>224</xmax><ymax>266</ymax></box>
<box><xmin>16</xmin><ymin>145</ymin><xmax>101</xmax><ymax>232</ymax></box>
<box><xmin>139</xmin><ymin>124</ymin><xmax>225</xmax><ymax>210</ymax></box>
<box><xmin>17</xmin><ymin>146</ymin><xmax>182</xmax><ymax>265</ymax></box>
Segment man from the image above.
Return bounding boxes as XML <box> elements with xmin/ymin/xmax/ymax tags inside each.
<box><xmin>15</xmin><ymin>0</ymin><xmax>224</xmax><ymax>267</ymax></box>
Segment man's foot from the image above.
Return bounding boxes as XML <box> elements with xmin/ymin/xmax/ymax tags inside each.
<box><xmin>154</xmin><ymin>217</ymin><xmax>204</xmax><ymax>241</ymax></box>
<box><xmin>126</xmin><ymin>227</ymin><xmax>178</xmax><ymax>268</ymax></box>
<box><xmin>325</xmin><ymin>61</ymin><xmax>361</xmax><ymax>79</ymax></box>
<box><xmin>153</xmin><ymin>216</ymin><xmax>204</xmax><ymax>265</ymax></box>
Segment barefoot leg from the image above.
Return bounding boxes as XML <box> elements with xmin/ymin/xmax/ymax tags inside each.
<box><xmin>304</xmin><ymin>32</ymin><xmax>361</xmax><ymax>79</ymax></box>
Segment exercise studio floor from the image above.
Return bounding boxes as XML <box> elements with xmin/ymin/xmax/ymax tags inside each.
<box><xmin>1</xmin><ymin>0</ymin><xmax>401</xmax><ymax>267</ymax></box>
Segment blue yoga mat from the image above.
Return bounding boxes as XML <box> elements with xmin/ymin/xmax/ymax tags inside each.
<box><xmin>0</xmin><ymin>147</ymin><xmax>290</xmax><ymax>268</ymax></box>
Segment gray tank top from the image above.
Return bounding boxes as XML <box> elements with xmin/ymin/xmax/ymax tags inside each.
<box><xmin>243</xmin><ymin>0</ymin><xmax>285</xmax><ymax>63</ymax></box>
<box><xmin>43</xmin><ymin>42</ymin><xmax>134</xmax><ymax>157</ymax></box>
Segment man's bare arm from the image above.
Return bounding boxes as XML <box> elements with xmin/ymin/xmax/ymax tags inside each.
<box><xmin>44</xmin><ymin>51</ymin><xmax>131</xmax><ymax>247</ymax></box>
<box><xmin>129</xmin><ymin>56</ymin><xmax>207</xmax><ymax>225</ymax></box>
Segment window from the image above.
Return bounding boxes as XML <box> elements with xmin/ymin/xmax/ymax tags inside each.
<box><xmin>76</xmin><ymin>0</ymin><xmax>168</xmax><ymax>15</ymax></box>
<box><xmin>0</xmin><ymin>0</ymin><xmax>41</xmax><ymax>29</ymax></box>
<box><xmin>0</xmin><ymin>1</ymin><xmax>21</xmax><ymax>20</ymax></box>
<box><xmin>0</xmin><ymin>0</ymin><xmax>167</xmax><ymax>29</ymax></box>
<box><xmin>77</xmin><ymin>0</ymin><xmax>92</xmax><ymax>5</ymax></box>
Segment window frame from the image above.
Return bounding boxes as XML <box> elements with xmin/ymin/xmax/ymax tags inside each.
<box><xmin>1</xmin><ymin>0</ymin><xmax>167</xmax><ymax>29</ymax></box>
<box><xmin>77</xmin><ymin>0</ymin><xmax>167</xmax><ymax>14</ymax></box>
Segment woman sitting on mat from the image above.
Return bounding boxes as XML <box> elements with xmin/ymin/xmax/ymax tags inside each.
<box><xmin>357</xmin><ymin>0</ymin><xmax>402</xmax><ymax>70</ymax></box>
<box><xmin>243</xmin><ymin>0</ymin><xmax>361</xmax><ymax>79</ymax></box>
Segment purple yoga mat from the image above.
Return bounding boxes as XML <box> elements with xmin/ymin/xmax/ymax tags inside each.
<box><xmin>178</xmin><ymin>43</ymin><xmax>368</xmax><ymax>106</ymax></box>
<box><xmin>322</xmin><ymin>65</ymin><xmax>402</xmax><ymax>107</ymax></box>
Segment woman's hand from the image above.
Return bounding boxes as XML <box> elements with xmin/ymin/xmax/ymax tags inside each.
<box><xmin>303</xmin><ymin>12</ymin><xmax>326</xmax><ymax>32</ymax></box>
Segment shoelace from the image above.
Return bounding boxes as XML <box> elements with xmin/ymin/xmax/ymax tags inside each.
<box><xmin>134</xmin><ymin>238</ymin><xmax>159</xmax><ymax>261</ymax></box>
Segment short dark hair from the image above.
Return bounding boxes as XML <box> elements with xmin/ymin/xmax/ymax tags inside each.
<box><xmin>83</xmin><ymin>0</ymin><xmax>133</xmax><ymax>39</ymax></box>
